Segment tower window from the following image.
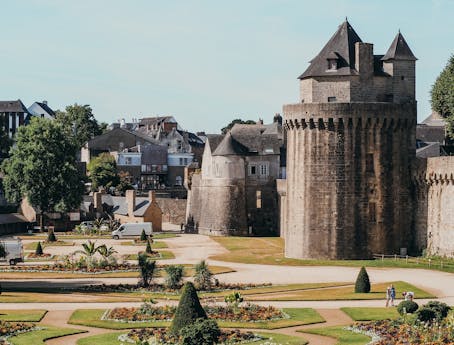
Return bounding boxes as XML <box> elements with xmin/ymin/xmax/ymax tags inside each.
<box><xmin>327</xmin><ymin>59</ymin><xmax>338</xmax><ymax>70</ymax></box>
<box><xmin>366</xmin><ymin>153</ymin><xmax>374</xmax><ymax>174</ymax></box>
<box><xmin>328</xmin><ymin>96</ymin><xmax>337</xmax><ymax>103</ymax></box>
<box><xmin>369</xmin><ymin>202</ymin><xmax>376</xmax><ymax>222</ymax></box>
<box><xmin>249</xmin><ymin>165</ymin><xmax>257</xmax><ymax>176</ymax></box>
<box><xmin>256</xmin><ymin>190</ymin><xmax>262</xmax><ymax>209</ymax></box>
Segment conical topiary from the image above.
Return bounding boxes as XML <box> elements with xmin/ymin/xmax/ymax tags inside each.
<box><xmin>145</xmin><ymin>239</ymin><xmax>153</xmax><ymax>254</ymax></box>
<box><xmin>169</xmin><ymin>282</ymin><xmax>207</xmax><ymax>335</ymax></box>
<box><xmin>140</xmin><ymin>229</ymin><xmax>147</xmax><ymax>242</ymax></box>
<box><xmin>35</xmin><ymin>241</ymin><xmax>43</xmax><ymax>256</ymax></box>
<box><xmin>47</xmin><ymin>231</ymin><xmax>57</xmax><ymax>242</ymax></box>
<box><xmin>355</xmin><ymin>266</ymin><xmax>371</xmax><ymax>293</ymax></box>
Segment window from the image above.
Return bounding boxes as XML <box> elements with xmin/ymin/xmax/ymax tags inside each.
<box><xmin>366</xmin><ymin>153</ymin><xmax>374</xmax><ymax>174</ymax></box>
<box><xmin>125</xmin><ymin>157</ymin><xmax>132</xmax><ymax>165</ymax></box>
<box><xmin>328</xmin><ymin>96</ymin><xmax>337</xmax><ymax>103</ymax></box>
<box><xmin>369</xmin><ymin>202</ymin><xmax>376</xmax><ymax>222</ymax></box>
<box><xmin>256</xmin><ymin>190</ymin><xmax>262</xmax><ymax>209</ymax></box>
<box><xmin>401</xmin><ymin>76</ymin><xmax>405</xmax><ymax>80</ymax></box>
<box><xmin>385</xmin><ymin>94</ymin><xmax>394</xmax><ymax>102</ymax></box>
<box><xmin>327</xmin><ymin>59</ymin><xmax>338</xmax><ymax>70</ymax></box>
<box><xmin>249</xmin><ymin>165</ymin><xmax>257</xmax><ymax>176</ymax></box>
<box><xmin>259</xmin><ymin>164</ymin><xmax>268</xmax><ymax>176</ymax></box>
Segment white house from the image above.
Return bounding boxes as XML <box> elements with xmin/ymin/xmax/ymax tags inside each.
<box><xmin>28</xmin><ymin>101</ymin><xmax>55</xmax><ymax>120</ymax></box>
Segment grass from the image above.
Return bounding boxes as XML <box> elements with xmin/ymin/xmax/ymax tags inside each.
<box><xmin>0</xmin><ymin>291</ymin><xmax>144</xmax><ymax>303</ymax></box>
<box><xmin>0</xmin><ymin>271</ymin><xmax>141</xmax><ymax>280</ymax></box>
<box><xmin>341</xmin><ymin>307</ymin><xmax>400</xmax><ymax>321</ymax></box>
<box><xmin>0</xmin><ymin>309</ymin><xmax>47</xmax><ymax>322</ymax></box>
<box><xmin>119</xmin><ymin>240</ymin><xmax>168</xmax><ymax>248</ymax></box>
<box><xmin>69</xmin><ymin>308</ymin><xmax>324</xmax><ymax>330</ymax></box>
<box><xmin>18</xmin><ymin>232</ymin><xmax>178</xmax><ymax>240</ymax></box>
<box><xmin>76</xmin><ymin>331</ymin><xmax>307</xmax><ymax>345</ymax></box>
<box><xmin>9</xmin><ymin>326</ymin><xmax>86</xmax><ymax>345</ymax></box>
<box><xmin>125</xmin><ymin>250</ymin><xmax>175</xmax><ymax>260</ymax></box>
<box><xmin>245</xmin><ymin>281</ymin><xmax>434</xmax><ymax>301</ymax></box>
<box><xmin>210</xmin><ymin>237</ymin><xmax>454</xmax><ymax>273</ymax></box>
<box><xmin>300</xmin><ymin>326</ymin><xmax>370</xmax><ymax>345</ymax></box>
<box><xmin>24</xmin><ymin>241</ymin><xmax>74</xmax><ymax>250</ymax></box>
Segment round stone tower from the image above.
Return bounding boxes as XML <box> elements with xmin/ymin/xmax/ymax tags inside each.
<box><xmin>281</xmin><ymin>21</ymin><xmax>417</xmax><ymax>259</ymax></box>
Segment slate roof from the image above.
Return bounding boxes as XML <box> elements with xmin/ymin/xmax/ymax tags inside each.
<box><xmin>139</xmin><ymin>116</ymin><xmax>175</xmax><ymax>126</ymax></box>
<box><xmin>36</xmin><ymin>102</ymin><xmax>56</xmax><ymax>117</ymax></box>
<box><xmin>83</xmin><ymin>195</ymin><xmax>152</xmax><ymax>217</ymax></box>
<box><xmin>0</xmin><ymin>100</ymin><xmax>28</xmax><ymax>113</ymax></box>
<box><xmin>177</xmin><ymin>130</ymin><xmax>205</xmax><ymax>146</ymax></box>
<box><xmin>421</xmin><ymin>111</ymin><xmax>446</xmax><ymax>127</ymax></box>
<box><xmin>299</xmin><ymin>20</ymin><xmax>362</xmax><ymax>79</ymax></box>
<box><xmin>206</xmin><ymin>134</ymin><xmax>225</xmax><ymax>153</ymax></box>
<box><xmin>212</xmin><ymin>132</ymin><xmax>249</xmax><ymax>156</ymax></box>
<box><xmin>382</xmin><ymin>32</ymin><xmax>417</xmax><ymax>61</ymax></box>
<box><xmin>0</xmin><ymin>213</ymin><xmax>28</xmax><ymax>224</ymax></box>
<box><xmin>86</xmin><ymin>127</ymin><xmax>158</xmax><ymax>147</ymax></box>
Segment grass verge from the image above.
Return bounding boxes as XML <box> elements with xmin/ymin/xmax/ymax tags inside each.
<box><xmin>119</xmin><ymin>241</ymin><xmax>168</xmax><ymax>249</ymax></box>
<box><xmin>300</xmin><ymin>326</ymin><xmax>370</xmax><ymax>345</ymax></box>
<box><xmin>9</xmin><ymin>326</ymin><xmax>86</xmax><ymax>345</ymax></box>
<box><xmin>125</xmin><ymin>250</ymin><xmax>175</xmax><ymax>260</ymax></box>
<box><xmin>0</xmin><ymin>309</ymin><xmax>47</xmax><ymax>322</ymax></box>
<box><xmin>76</xmin><ymin>331</ymin><xmax>307</xmax><ymax>345</ymax></box>
<box><xmin>69</xmin><ymin>308</ymin><xmax>324</xmax><ymax>330</ymax></box>
<box><xmin>24</xmin><ymin>241</ymin><xmax>74</xmax><ymax>250</ymax></box>
<box><xmin>340</xmin><ymin>307</ymin><xmax>400</xmax><ymax>321</ymax></box>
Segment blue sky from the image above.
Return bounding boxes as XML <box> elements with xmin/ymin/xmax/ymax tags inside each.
<box><xmin>1</xmin><ymin>0</ymin><xmax>453</xmax><ymax>133</ymax></box>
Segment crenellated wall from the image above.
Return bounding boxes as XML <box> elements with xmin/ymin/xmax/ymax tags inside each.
<box><xmin>283</xmin><ymin>102</ymin><xmax>416</xmax><ymax>259</ymax></box>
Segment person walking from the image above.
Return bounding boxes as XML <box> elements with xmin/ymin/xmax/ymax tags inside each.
<box><xmin>390</xmin><ymin>284</ymin><xmax>396</xmax><ymax>306</ymax></box>
<box><xmin>386</xmin><ymin>285</ymin><xmax>391</xmax><ymax>307</ymax></box>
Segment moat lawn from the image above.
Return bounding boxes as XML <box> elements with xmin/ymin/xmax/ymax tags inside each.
<box><xmin>210</xmin><ymin>236</ymin><xmax>454</xmax><ymax>273</ymax></box>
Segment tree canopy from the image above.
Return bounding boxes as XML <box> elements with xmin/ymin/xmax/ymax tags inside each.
<box><xmin>0</xmin><ymin>126</ymin><xmax>12</xmax><ymax>160</ymax></box>
<box><xmin>55</xmin><ymin>104</ymin><xmax>103</xmax><ymax>147</ymax></box>
<box><xmin>87</xmin><ymin>152</ymin><xmax>119</xmax><ymax>191</ymax></box>
<box><xmin>0</xmin><ymin>117</ymin><xmax>84</xmax><ymax>216</ymax></box>
<box><xmin>221</xmin><ymin>119</ymin><xmax>256</xmax><ymax>134</ymax></box>
<box><xmin>431</xmin><ymin>54</ymin><xmax>454</xmax><ymax>138</ymax></box>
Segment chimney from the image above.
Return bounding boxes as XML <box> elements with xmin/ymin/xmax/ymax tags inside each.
<box><xmin>93</xmin><ymin>192</ymin><xmax>103</xmax><ymax>213</ymax></box>
<box><xmin>42</xmin><ymin>100</ymin><xmax>48</xmax><ymax>105</ymax></box>
<box><xmin>355</xmin><ymin>42</ymin><xmax>374</xmax><ymax>79</ymax></box>
<box><xmin>149</xmin><ymin>191</ymin><xmax>156</xmax><ymax>204</ymax></box>
<box><xmin>126</xmin><ymin>189</ymin><xmax>136</xmax><ymax>216</ymax></box>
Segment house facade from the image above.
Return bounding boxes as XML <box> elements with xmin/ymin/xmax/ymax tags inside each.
<box><xmin>0</xmin><ymin>100</ymin><xmax>29</xmax><ymax>138</ymax></box>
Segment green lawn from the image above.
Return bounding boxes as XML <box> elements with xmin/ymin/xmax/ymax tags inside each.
<box><xmin>18</xmin><ymin>233</ymin><xmax>178</xmax><ymax>240</ymax></box>
<box><xmin>24</xmin><ymin>241</ymin><xmax>74</xmax><ymax>250</ymax></box>
<box><xmin>9</xmin><ymin>327</ymin><xmax>86</xmax><ymax>345</ymax></box>
<box><xmin>210</xmin><ymin>237</ymin><xmax>454</xmax><ymax>273</ymax></box>
<box><xmin>125</xmin><ymin>250</ymin><xmax>175</xmax><ymax>260</ymax></box>
<box><xmin>77</xmin><ymin>331</ymin><xmax>307</xmax><ymax>345</ymax></box>
<box><xmin>341</xmin><ymin>307</ymin><xmax>400</xmax><ymax>321</ymax></box>
<box><xmin>300</xmin><ymin>326</ymin><xmax>370</xmax><ymax>345</ymax></box>
<box><xmin>0</xmin><ymin>309</ymin><xmax>47</xmax><ymax>322</ymax></box>
<box><xmin>69</xmin><ymin>308</ymin><xmax>324</xmax><ymax>330</ymax></box>
<box><xmin>119</xmin><ymin>240</ymin><xmax>168</xmax><ymax>248</ymax></box>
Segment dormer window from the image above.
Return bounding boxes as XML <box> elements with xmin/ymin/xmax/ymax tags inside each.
<box><xmin>326</xmin><ymin>51</ymin><xmax>339</xmax><ymax>71</ymax></box>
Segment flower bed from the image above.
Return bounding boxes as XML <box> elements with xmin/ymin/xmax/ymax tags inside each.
<box><xmin>0</xmin><ymin>263</ymin><xmax>135</xmax><ymax>274</ymax></box>
<box><xmin>0</xmin><ymin>320</ymin><xmax>35</xmax><ymax>344</ymax></box>
<box><xmin>352</xmin><ymin>319</ymin><xmax>454</xmax><ymax>345</ymax></box>
<box><xmin>119</xmin><ymin>328</ymin><xmax>261</xmax><ymax>344</ymax></box>
<box><xmin>106</xmin><ymin>304</ymin><xmax>285</xmax><ymax>323</ymax></box>
<box><xmin>25</xmin><ymin>253</ymin><xmax>52</xmax><ymax>259</ymax></box>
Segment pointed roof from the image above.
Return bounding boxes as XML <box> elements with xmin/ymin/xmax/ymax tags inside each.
<box><xmin>421</xmin><ymin>111</ymin><xmax>446</xmax><ymax>127</ymax></box>
<box><xmin>212</xmin><ymin>132</ymin><xmax>249</xmax><ymax>156</ymax></box>
<box><xmin>381</xmin><ymin>32</ymin><xmax>417</xmax><ymax>61</ymax></box>
<box><xmin>299</xmin><ymin>20</ymin><xmax>362</xmax><ymax>79</ymax></box>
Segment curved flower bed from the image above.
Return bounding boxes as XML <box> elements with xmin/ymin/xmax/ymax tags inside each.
<box><xmin>352</xmin><ymin>319</ymin><xmax>454</xmax><ymax>345</ymax></box>
<box><xmin>106</xmin><ymin>304</ymin><xmax>285</xmax><ymax>323</ymax></box>
<box><xmin>119</xmin><ymin>328</ymin><xmax>261</xmax><ymax>345</ymax></box>
<box><xmin>0</xmin><ymin>263</ymin><xmax>135</xmax><ymax>273</ymax></box>
<box><xmin>0</xmin><ymin>320</ymin><xmax>36</xmax><ymax>344</ymax></box>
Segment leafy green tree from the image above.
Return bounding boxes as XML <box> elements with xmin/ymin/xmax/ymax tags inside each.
<box><xmin>0</xmin><ymin>126</ymin><xmax>12</xmax><ymax>160</ymax></box>
<box><xmin>169</xmin><ymin>282</ymin><xmax>207</xmax><ymax>335</ymax></box>
<box><xmin>0</xmin><ymin>117</ymin><xmax>84</xmax><ymax>230</ymax></box>
<box><xmin>431</xmin><ymin>55</ymin><xmax>454</xmax><ymax>138</ymax></box>
<box><xmin>55</xmin><ymin>104</ymin><xmax>102</xmax><ymax>147</ymax></box>
<box><xmin>354</xmin><ymin>266</ymin><xmax>371</xmax><ymax>293</ymax></box>
<box><xmin>221</xmin><ymin>118</ymin><xmax>256</xmax><ymax>134</ymax></box>
<box><xmin>179</xmin><ymin>318</ymin><xmax>220</xmax><ymax>345</ymax></box>
<box><xmin>87</xmin><ymin>153</ymin><xmax>119</xmax><ymax>191</ymax></box>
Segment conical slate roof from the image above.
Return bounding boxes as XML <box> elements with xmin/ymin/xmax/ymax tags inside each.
<box><xmin>212</xmin><ymin>132</ymin><xmax>249</xmax><ymax>156</ymax></box>
<box><xmin>381</xmin><ymin>32</ymin><xmax>417</xmax><ymax>61</ymax></box>
<box><xmin>299</xmin><ymin>20</ymin><xmax>362</xmax><ymax>79</ymax></box>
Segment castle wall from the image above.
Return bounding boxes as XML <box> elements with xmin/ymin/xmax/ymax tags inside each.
<box><xmin>283</xmin><ymin>102</ymin><xmax>416</xmax><ymax>259</ymax></box>
<box><xmin>413</xmin><ymin>158</ymin><xmax>429</xmax><ymax>253</ymax></box>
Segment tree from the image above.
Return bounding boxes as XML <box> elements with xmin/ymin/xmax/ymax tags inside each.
<box><xmin>221</xmin><ymin>119</ymin><xmax>256</xmax><ymax>134</ymax></box>
<box><xmin>431</xmin><ymin>55</ymin><xmax>454</xmax><ymax>138</ymax></box>
<box><xmin>354</xmin><ymin>266</ymin><xmax>371</xmax><ymax>293</ymax></box>
<box><xmin>138</xmin><ymin>253</ymin><xmax>156</xmax><ymax>287</ymax></box>
<box><xmin>55</xmin><ymin>104</ymin><xmax>103</xmax><ymax>147</ymax></box>
<box><xmin>0</xmin><ymin>126</ymin><xmax>12</xmax><ymax>160</ymax></box>
<box><xmin>164</xmin><ymin>265</ymin><xmax>184</xmax><ymax>289</ymax></box>
<box><xmin>116</xmin><ymin>171</ymin><xmax>134</xmax><ymax>195</ymax></box>
<box><xmin>140</xmin><ymin>229</ymin><xmax>148</xmax><ymax>242</ymax></box>
<box><xmin>0</xmin><ymin>117</ymin><xmax>84</xmax><ymax>230</ymax></box>
<box><xmin>47</xmin><ymin>231</ymin><xmax>57</xmax><ymax>243</ymax></box>
<box><xmin>193</xmin><ymin>260</ymin><xmax>213</xmax><ymax>291</ymax></box>
<box><xmin>35</xmin><ymin>242</ymin><xmax>43</xmax><ymax>256</ymax></box>
<box><xmin>87</xmin><ymin>153</ymin><xmax>119</xmax><ymax>191</ymax></box>
<box><xmin>145</xmin><ymin>239</ymin><xmax>153</xmax><ymax>254</ymax></box>
<box><xmin>75</xmin><ymin>240</ymin><xmax>100</xmax><ymax>265</ymax></box>
<box><xmin>169</xmin><ymin>282</ymin><xmax>207</xmax><ymax>335</ymax></box>
<box><xmin>97</xmin><ymin>244</ymin><xmax>117</xmax><ymax>260</ymax></box>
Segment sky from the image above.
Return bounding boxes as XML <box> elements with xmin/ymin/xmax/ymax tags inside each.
<box><xmin>1</xmin><ymin>0</ymin><xmax>453</xmax><ymax>133</ymax></box>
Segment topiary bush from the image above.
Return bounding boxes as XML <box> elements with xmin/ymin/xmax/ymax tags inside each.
<box><xmin>354</xmin><ymin>266</ymin><xmax>371</xmax><ymax>293</ymax></box>
<box><xmin>35</xmin><ymin>241</ymin><xmax>43</xmax><ymax>255</ymax></box>
<box><xmin>164</xmin><ymin>265</ymin><xmax>184</xmax><ymax>289</ymax></box>
<box><xmin>179</xmin><ymin>318</ymin><xmax>220</xmax><ymax>345</ymax></box>
<box><xmin>416</xmin><ymin>307</ymin><xmax>437</xmax><ymax>323</ymax></box>
<box><xmin>145</xmin><ymin>239</ymin><xmax>153</xmax><ymax>254</ymax></box>
<box><xmin>47</xmin><ymin>231</ymin><xmax>57</xmax><ymax>242</ymax></box>
<box><xmin>169</xmin><ymin>282</ymin><xmax>207</xmax><ymax>335</ymax></box>
<box><xmin>423</xmin><ymin>301</ymin><xmax>451</xmax><ymax>320</ymax></box>
<box><xmin>140</xmin><ymin>229</ymin><xmax>147</xmax><ymax>242</ymax></box>
<box><xmin>397</xmin><ymin>300</ymin><xmax>419</xmax><ymax>315</ymax></box>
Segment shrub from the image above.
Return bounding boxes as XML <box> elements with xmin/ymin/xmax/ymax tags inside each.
<box><xmin>224</xmin><ymin>292</ymin><xmax>243</xmax><ymax>310</ymax></box>
<box><xmin>179</xmin><ymin>318</ymin><xmax>220</xmax><ymax>345</ymax></box>
<box><xmin>416</xmin><ymin>307</ymin><xmax>437</xmax><ymax>322</ymax></box>
<box><xmin>194</xmin><ymin>260</ymin><xmax>213</xmax><ymax>291</ymax></box>
<box><xmin>140</xmin><ymin>229</ymin><xmax>147</xmax><ymax>242</ymax></box>
<box><xmin>47</xmin><ymin>231</ymin><xmax>57</xmax><ymax>242</ymax></box>
<box><xmin>397</xmin><ymin>300</ymin><xmax>419</xmax><ymax>315</ymax></box>
<box><xmin>145</xmin><ymin>239</ymin><xmax>153</xmax><ymax>254</ymax></box>
<box><xmin>164</xmin><ymin>265</ymin><xmax>184</xmax><ymax>289</ymax></box>
<box><xmin>423</xmin><ymin>301</ymin><xmax>451</xmax><ymax>320</ymax></box>
<box><xmin>169</xmin><ymin>282</ymin><xmax>207</xmax><ymax>335</ymax></box>
<box><xmin>35</xmin><ymin>241</ymin><xmax>43</xmax><ymax>255</ymax></box>
<box><xmin>354</xmin><ymin>266</ymin><xmax>370</xmax><ymax>293</ymax></box>
<box><xmin>138</xmin><ymin>253</ymin><xmax>156</xmax><ymax>287</ymax></box>
<box><xmin>0</xmin><ymin>242</ymin><xmax>6</xmax><ymax>258</ymax></box>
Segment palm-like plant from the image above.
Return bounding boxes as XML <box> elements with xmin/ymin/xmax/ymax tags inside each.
<box><xmin>97</xmin><ymin>244</ymin><xmax>117</xmax><ymax>260</ymax></box>
<box><xmin>74</xmin><ymin>240</ymin><xmax>100</xmax><ymax>265</ymax></box>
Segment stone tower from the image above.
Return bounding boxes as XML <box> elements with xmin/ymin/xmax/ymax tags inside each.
<box><xmin>280</xmin><ymin>20</ymin><xmax>417</xmax><ymax>259</ymax></box>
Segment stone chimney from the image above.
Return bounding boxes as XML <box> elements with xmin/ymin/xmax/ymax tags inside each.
<box><xmin>126</xmin><ymin>189</ymin><xmax>136</xmax><ymax>216</ymax></box>
<box><xmin>355</xmin><ymin>42</ymin><xmax>374</xmax><ymax>79</ymax></box>
<box><xmin>42</xmin><ymin>100</ymin><xmax>48</xmax><ymax>105</ymax></box>
<box><xmin>148</xmin><ymin>191</ymin><xmax>156</xmax><ymax>204</ymax></box>
<box><xmin>93</xmin><ymin>192</ymin><xmax>103</xmax><ymax>213</ymax></box>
